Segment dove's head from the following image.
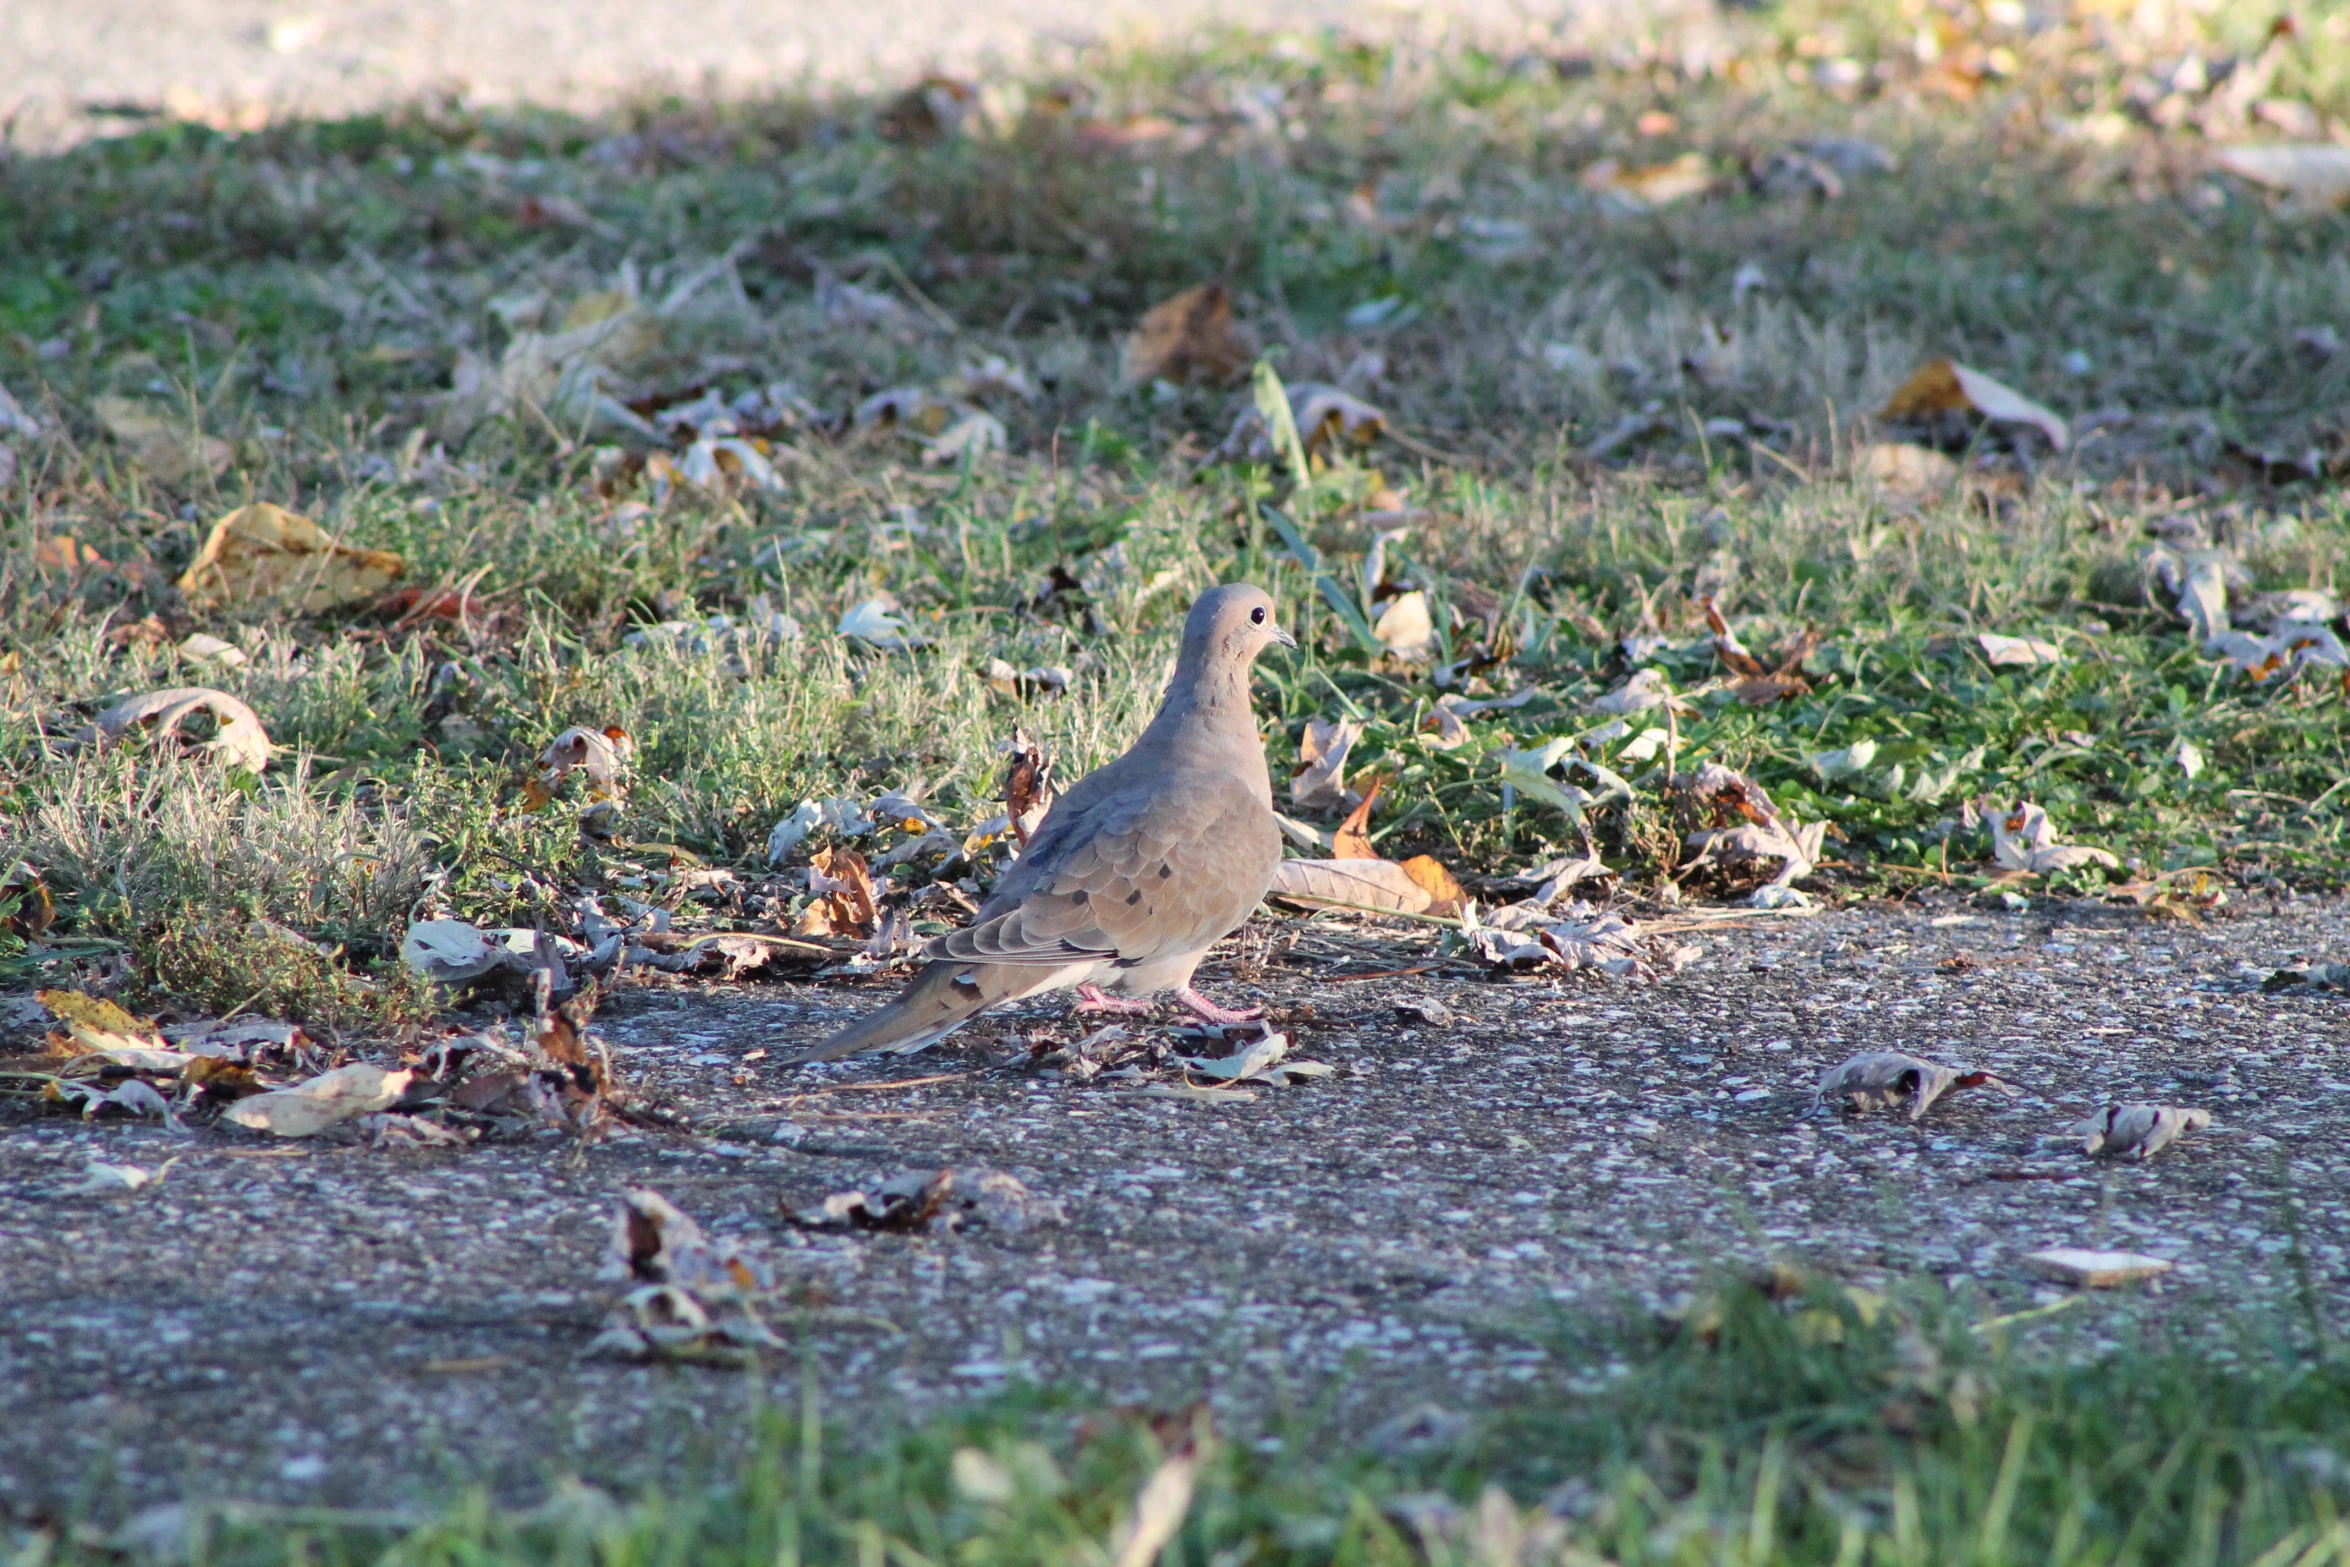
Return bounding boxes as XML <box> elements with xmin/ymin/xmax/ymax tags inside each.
<box><xmin>1182</xmin><ymin>583</ymin><xmax>1296</xmax><ymax>670</ymax></box>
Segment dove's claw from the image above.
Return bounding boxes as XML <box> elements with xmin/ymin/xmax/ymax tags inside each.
<box><xmin>1073</xmin><ymin>985</ymin><xmax>1153</xmax><ymax>1016</ymax></box>
<box><xmin>1173</xmin><ymin>986</ymin><xmax>1264</xmax><ymax>1025</ymax></box>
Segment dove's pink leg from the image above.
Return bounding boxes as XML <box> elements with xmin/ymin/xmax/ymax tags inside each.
<box><xmin>1173</xmin><ymin>986</ymin><xmax>1264</xmax><ymax>1025</ymax></box>
<box><xmin>1073</xmin><ymin>985</ymin><xmax>1153</xmax><ymax>1016</ymax></box>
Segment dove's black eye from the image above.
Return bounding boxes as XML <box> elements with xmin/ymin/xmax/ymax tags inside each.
<box><xmin>1249</xmin><ymin>606</ymin><xmax>1267</xmax><ymax>625</ymax></box>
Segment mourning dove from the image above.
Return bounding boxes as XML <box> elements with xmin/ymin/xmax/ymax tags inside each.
<box><xmin>789</xmin><ymin>583</ymin><xmax>1295</xmax><ymax>1062</ymax></box>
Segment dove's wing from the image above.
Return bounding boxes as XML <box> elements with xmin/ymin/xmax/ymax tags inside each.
<box><xmin>938</xmin><ymin>767</ymin><xmax>1278</xmax><ymax>969</ymax></box>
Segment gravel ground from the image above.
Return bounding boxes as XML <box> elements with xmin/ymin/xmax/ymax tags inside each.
<box><xmin>1</xmin><ymin>0</ymin><xmax>1637</xmax><ymax>150</ymax></box>
<box><xmin>4</xmin><ymin>892</ymin><xmax>2347</xmax><ymax>1524</ymax></box>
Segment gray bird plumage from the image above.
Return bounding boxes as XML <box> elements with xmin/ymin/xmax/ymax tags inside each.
<box><xmin>787</xmin><ymin>583</ymin><xmax>1294</xmax><ymax>1062</ymax></box>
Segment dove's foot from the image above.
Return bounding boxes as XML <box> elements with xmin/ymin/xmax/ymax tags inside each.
<box><xmin>1072</xmin><ymin>985</ymin><xmax>1154</xmax><ymax>1016</ymax></box>
<box><xmin>1173</xmin><ymin>986</ymin><xmax>1264</xmax><ymax>1025</ymax></box>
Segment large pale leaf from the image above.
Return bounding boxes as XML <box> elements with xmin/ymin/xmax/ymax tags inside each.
<box><xmin>88</xmin><ymin>688</ymin><xmax>271</xmax><ymax>773</ymax></box>
<box><xmin>177</xmin><ymin>503</ymin><xmax>405</xmax><ymax>614</ymax></box>
<box><xmin>224</xmin><ymin>1062</ymin><xmax>414</xmax><ymax>1137</ymax></box>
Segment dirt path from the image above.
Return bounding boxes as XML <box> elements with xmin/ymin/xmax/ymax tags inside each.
<box><xmin>4</xmin><ymin>893</ymin><xmax>2346</xmax><ymax>1523</ymax></box>
<box><xmin>2</xmin><ymin>0</ymin><xmax>1618</xmax><ymax>150</ymax></box>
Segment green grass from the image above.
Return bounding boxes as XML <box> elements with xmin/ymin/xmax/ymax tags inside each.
<box><xmin>10</xmin><ymin>5</ymin><xmax>2350</xmax><ymax>1008</ymax></box>
<box><xmin>41</xmin><ymin>1274</ymin><xmax>2350</xmax><ymax>1566</ymax></box>
<box><xmin>8</xmin><ymin>5</ymin><xmax>2350</xmax><ymax>1549</ymax></box>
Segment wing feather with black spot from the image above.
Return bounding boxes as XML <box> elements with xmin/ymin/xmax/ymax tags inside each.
<box><xmin>935</xmin><ymin>767</ymin><xmax>1278</xmax><ymax>969</ymax></box>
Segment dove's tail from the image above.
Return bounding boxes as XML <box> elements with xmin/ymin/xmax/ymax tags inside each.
<box><xmin>787</xmin><ymin>960</ymin><xmax>1057</xmax><ymax>1064</ymax></box>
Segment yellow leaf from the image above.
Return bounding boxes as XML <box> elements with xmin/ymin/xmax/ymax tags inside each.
<box><xmin>1121</xmin><ymin>283</ymin><xmax>1251</xmax><ymax>385</ymax></box>
<box><xmin>177</xmin><ymin>503</ymin><xmax>406</xmax><ymax>614</ymax></box>
<box><xmin>93</xmin><ymin>395</ymin><xmax>232</xmax><ymax>486</ymax></box>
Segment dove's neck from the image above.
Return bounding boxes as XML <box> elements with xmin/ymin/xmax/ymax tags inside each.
<box><xmin>1148</xmin><ymin>656</ymin><xmax>1267</xmax><ymax>776</ymax></box>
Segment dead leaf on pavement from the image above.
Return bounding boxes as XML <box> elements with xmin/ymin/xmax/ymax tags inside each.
<box><xmin>177</xmin><ymin>503</ymin><xmax>406</xmax><ymax>614</ymax></box>
<box><xmin>2073</xmin><ymin>1103</ymin><xmax>2210</xmax><ymax>1159</ymax></box>
<box><xmin>1881</xmin><ymin>358</ymin><xmax>2069</xmax><ymax>449</ymax></box>
<box><xmin>223</xmin><ymin>1062</ymin><xmax>415</xmax><ymax>1137</ymax></box>
<box><xmin>1816</xmin><ymin>1050</ymin><xmax>2017</xmax><ymax>1120</ymax></box>
<box><xmin>788</xmin><ymin>1166</ymin><xmax>1066</xmax><ymax>1234</ymax></box>
<box><xmin>85</xmin><ymin>688</ymin><xmax>271</xmax><ymax>773</ymax></box>
<box><xmin>1180</xmin><ymin>1029</ymin><xmax>1331</xmax><ymax>1086</ymax></box>
<box><xmin>1122</xmin><ymin>283</ymin><xmax>1251</xmax><ymax>385</ymax></box>
<box><xmin>1464</xmin><ymin>900</ymin><xmax>1655</xmax><ymax>975</ymax></box>
<box><xmin>602</xmin><ymin>1186</ymin><xmax>774</xmax><ymax>1297</ymax></box>
<box><xmin>92</xmin><ymin>395</ymin><xmax>232</xmax><ymax>485</ymax></box>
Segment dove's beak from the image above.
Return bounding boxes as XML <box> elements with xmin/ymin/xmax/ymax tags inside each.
<box><xmin>1270</xmin><ymin>622</ymin><xmax>1297</xmax><ymax>649</ymax></box>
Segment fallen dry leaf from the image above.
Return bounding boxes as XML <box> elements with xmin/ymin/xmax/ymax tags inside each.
<box><xmin>2073</xmin><ymin>1103</ymin><xmax>2211</xmax><ymax>1159</ymax></box>
<box><xmin>533</xmin><ymin>725</ymin><xmax>633</xmax><ymax>803</ymax></box>
<box><xmin>224</xmin><ymin>1062</ymin><xmax>414</xmax><ymax>1137</ymax></box>
<box><xmin>1268</xmin><ymin>855</ymin><xmax>1463</xmax><ymax>918</ymax></box>
<box><xmin>1109</xmin><ymin>1446</ymin><xmax>1202</xmax><ymax>1567</ymax></box>
<box><xmin>86</xmin><ymin>687</ymin><xmax>270</xmax><ymax>773</ymax></box>
<box><xmin>1881</xmin><ymin>358</ymin><xmax>2068</xmax><ymax>449</ymax></box>
<box><xmin>33</xmin><ymin>535</ymin><xmax>107</xmax><ymax>572</ymax></box>
<box><xmin>1582</xmin><ymin>152</ymin><xmax>1713</xmax><ymax>207</ymax></box>
<box><xmin>1122</xmin><ymin>282</ymin><xmax>1251</xmax><ymax>385</ymax></box>
<box><xmin>2212</xmin><ymin>143</ymin><xmax>2350</xmax><ymax>208</ymax></box>
<box><xmin>837</xmin><ymin>596</ymin><xmax>931</xmax><ymax>650</ymax></box>
<box><xmin>789</xmin><ymin>1166</ymin><xmax>1065</xmax><ymax>1234</ymax></box>
<box><xmin>602</xmin><ymin>1187</ymin><xmax>773</xmax><ymax>1298</ymax></box>
<box><xmin>1862</xmin><ymin>441</ymin><xmax>1960</xmax><ymax>500</ymax></box>
<box><xmin>177</xmin><ymin>503</ymin><xmax>406</xmax><ymax>614</ymax></box>
<box><xmin>1704</xmin><ymin>600</ymin><xmax>1817</xmax><ymax>704</ymax></box>
<box><xmin>1988</xmin><ymin>800</ymin><xmax>2120</xmax><ymax>874</ymax></box>
<box><xmin>1815</xmin><ymin>1050</ymin><xmax>2016</xmax><ymax>1120</ymax></box>
<box><xmin>402</xmin><ymin>920</ymin><xmax>511</xmax><ymax>985</ymax></box>
<box><xmin>1212</xmin><ymin>384</ymin><xmax>1388</xmax><ymax>465</ymax></box>
<box><xmin>2205</xmin><ymin>623</ymin><xmax>2349</xmax><ymax>683</ymax></box>
<box><xmin>2</xmin><ymin>863</ymin><xmax>55</xmax><ymax>942</ymax></box>
<box><xmin>796</xmin><ymin>844</ymin><xmax>880</xmax><ymax>938</ymax></box>
<box><xmin>92</xmin><ymin>395</ymin><xmax>232</xmax><ymax>485</ymax></box>
<box><xmin>1289</xmin><ymin>717</ymin><xmax>1363</xmax><ymax>814</ymax></box>
<box><xmin>2022</xmin><ymin>1248</ymin><xmax>2172</xmax><ymax>1288</ymax></box>
<box><xmin>437</xmin><ymin>297</ymin><xmax>665</xmax><ymax>442</ymax></box>
<box><xmin>1978</xmin><ymin>633</ymin><xmax>2065</xmax><ymax>667</ymax></box>
<box><xmin>1466</xmin><ymin>900</ymin><xmax>1651</xmax><ymax>976</ymax></box>
<box><xmin>1180</xmin><ymin>1030</ymin><xmax>1330</xmax><ymax>1086</ymax></box>
<box><xmin>1371</xmin><ymin>590</ymin><xmax>1435</xmax><ymax>659</ymax></box>
<box><xmin>586</xmin><ymin>1284</ymin><xmax>782</xmax><ymax>1361</ymax></box>
<box><xmin>1330</xmin><ymin>777</ymin><xmax>1384</xmax><ymax>859</ymax></box>
<box><xmin>1677</xmin><ymin>762</ymin><xmax>1825</xmax><ymax>900</ymax></box>
<box><xmin>1589</xmin><ymin>667</ymin><xmax>1687</xmax><ymax>716</ymax></box>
